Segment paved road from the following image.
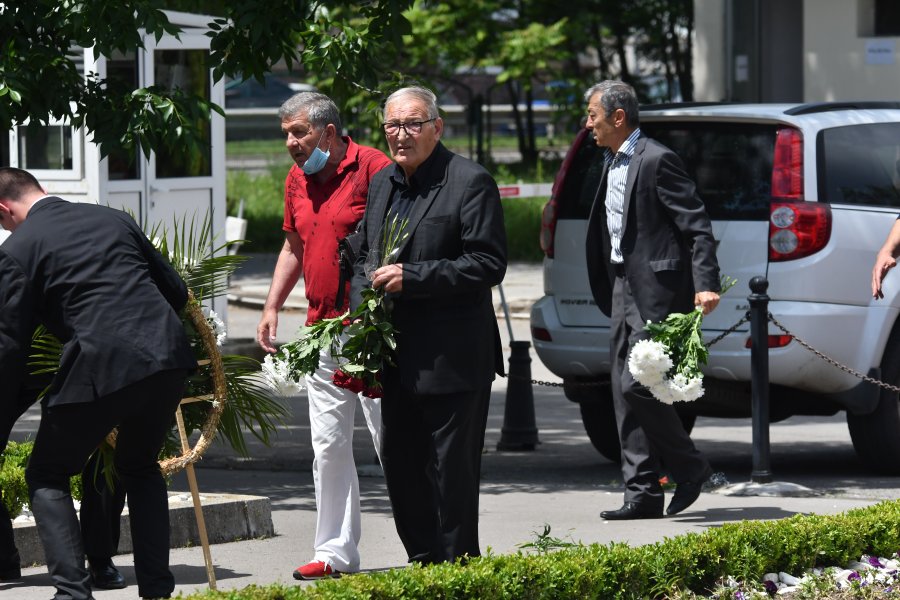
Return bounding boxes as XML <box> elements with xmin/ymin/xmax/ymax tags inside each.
<box><xmin>5</xmin><ymin>262</ymin><xmax>898</xmax><ymax>599</ymax></box>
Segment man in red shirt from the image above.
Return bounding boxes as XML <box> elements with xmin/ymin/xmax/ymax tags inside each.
<box><xmin>256</xmin><ymin>92</ymin><xmax>392</xmax><ymax>580</ymax></box>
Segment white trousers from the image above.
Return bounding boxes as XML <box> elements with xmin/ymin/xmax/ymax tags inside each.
<box><xmin>305</xmin><ymin>347</ymin><xmax>382</xmax><ymax>572</ymax></box>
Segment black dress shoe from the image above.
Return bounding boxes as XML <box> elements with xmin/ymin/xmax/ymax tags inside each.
<box><xmin>600</xmin><ymin>502</ymin><xmax>663</xmax><ymax>520</ymax></box>
<box><xmin>666</xmin><ymin>479</ymin><xmax>706</xmax><ymax>516</ymax></box>
<box><xmin>0</xmin><ymin>563</ymin><xmax>21</xmax><ymax>580</ymax></box>
<box><xmin>89</xmin><ymin>560</ymin><xmax>126</xmax><ymax>590</ymax></box>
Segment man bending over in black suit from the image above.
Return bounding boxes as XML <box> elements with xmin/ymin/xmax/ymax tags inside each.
<box><xmin>0</xmin><ymin>167</ymin><xmax>196</xmax><ymax>600</ymax></box>
<box><xmin>1</xmin><ymin>373</ymin><xmax>127</xmax><ymax>591</ymax></box>
<box><xmin>583</xmin><ymin>81</ymin><xmax>722</xmax><ymax>521</ymax></box>
<box><xmin>350</xmin><ymin>86</ymin><xmax>507</xmax><ymax>564</ymax></box>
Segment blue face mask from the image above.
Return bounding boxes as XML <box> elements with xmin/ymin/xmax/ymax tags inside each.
<box><xmin>302</xmin><ymin>129</ymin><xmax>331</xmax><ymax>175</ymax></box>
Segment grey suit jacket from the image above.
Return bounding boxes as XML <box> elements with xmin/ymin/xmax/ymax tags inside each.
<box><xmin>351</xmin><ymin>143</ymin><xmax>507</xmax><ymax>394</ymax></box>
<box><xmin>585</xmin><ymin>135</ymin><xmax>721</xmax><ymax>321</ymax></box>
<box><xmin>0</xmin><ymin>198</ymin><xmax>195</xmax><ymax>410</ymax></box>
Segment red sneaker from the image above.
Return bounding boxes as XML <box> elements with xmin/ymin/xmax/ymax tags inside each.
<box><xmin>292</xmin><ymin>560</ymin><xmax>341</xmax><ymax>580</ymax></box>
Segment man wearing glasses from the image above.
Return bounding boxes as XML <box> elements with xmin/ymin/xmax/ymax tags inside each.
<box><xmin>351</xmin><ymin>86</ymin><xmax>507</xmax><ymax>564</ymax></box>
<box><xmin>256</xmin><ymin>92</ymin><xmax>392</xmax><ymax>580</ymax></box>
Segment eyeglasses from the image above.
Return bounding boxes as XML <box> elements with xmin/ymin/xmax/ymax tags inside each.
<box><xmin>381</xmin><ymin>119</ymin><xmax>436</xmax><ymax>136</ymax></box>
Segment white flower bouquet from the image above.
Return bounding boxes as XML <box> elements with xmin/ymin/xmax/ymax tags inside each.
<box><xmin>628</xmin><ymin>276</ymin><xmax>736</xmax><ymax>404</ymax></box>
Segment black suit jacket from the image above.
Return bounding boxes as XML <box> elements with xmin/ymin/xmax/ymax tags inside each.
<box><xmin>585</xmin><ymin>135</ymin><xmax>720</xmax><ymax>321</ymax></box>
<box><xmin>0</xmin><ymin>197</ymin><xmax>195</xmax><ymax>413</ymax></box>
<box><xmin>351</xmin><ymin>143</ymin><xmax>507</xmax><ymax>394</ymax></box>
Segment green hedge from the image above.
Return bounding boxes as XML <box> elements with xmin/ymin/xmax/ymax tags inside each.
<box><xmin>1</xmin><ymin>441</ymin><xmax>83</xmax><ymax>518</ymax></box>
<box><xmin>179</xmin><ymin>500</ymin><xmax>900</xmax><ymax>599</ymax></box>
<box><xmin>227</xmin><ymin>168</ymin><xmax>549</xmax><ymax>262</ymax></box>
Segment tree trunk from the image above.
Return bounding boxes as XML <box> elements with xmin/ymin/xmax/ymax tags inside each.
<box><xmin>614</xmin><ymin>32</ymin><xmax>631</xmax><ymax>81</ymax></box>
<box><xmin>523</xmin><ymin>86</ymin><xmax>538</xmax><ymax>168</ymax></box>
<box><xmin>675</xmin><ymin>0</ymin><xmax>694</xmax><ymax>101</ymax></box>
<box><xmin>506</xmin><ymin>80</ymin><xmax>528</xmax><ymax>164</ymax></box>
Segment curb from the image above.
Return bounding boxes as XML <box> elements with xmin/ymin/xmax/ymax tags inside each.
<box><xmin>225</xmin><ymin>295</ymin><xmax>536</xmax><ymax>320</ymax></box>
<box><xmin>12</xmin><ymin>493</ymin><xmax>273</xmax><ymax>568</ymax></box>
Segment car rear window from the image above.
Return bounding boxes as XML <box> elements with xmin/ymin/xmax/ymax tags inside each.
<box><xmin>818</xmin><ymin>123</ymin><xmax>900</xmax><ymax>207</ymax></box>
<box><xmin>643</xmin><ymin>122</ymin><xmax>775</xmax><ymax>220</ymax></box>
<box><xmin>557</xmin><ymin>122</ymin><xmax>776</xmax><ymax>221</ymax></box>
<box><xmin>556</xmin><ymin>134</ymin><xmax>602</xmax><ymax>220</ymax></box>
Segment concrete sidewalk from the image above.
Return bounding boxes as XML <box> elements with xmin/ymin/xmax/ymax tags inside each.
<box><xmin>226</xmin><ymin>253</ymin><xmax>543</xmax><ymax>319</ymax></box>
<box><xmin>4</xmin><ymin>256</ymin><xmax>892</xmax><ymax>599</ymax></box>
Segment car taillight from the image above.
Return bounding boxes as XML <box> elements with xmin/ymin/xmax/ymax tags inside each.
<box><xmin>768</xmin><ymin>201</ymin><xmax>832</xmax><ymax>261</ymax></box>
<box><xmin>745</xmin><ymin>334</ymin><xmax>793</xmax><ymax>348</ymax></box>
<box><xmin>771</xmin><ymin>127</ymin><xmax>803</xmax><ymax>199</ymax></box>
<box><xmin>539</xmin><ymin>199</ymin><xmax>557</xmax><ymax>258</ymax></box>
<box><xmin>532</xmin><ymin>327</ymin><xmax>552</xmax><ymax>342</ymax></box>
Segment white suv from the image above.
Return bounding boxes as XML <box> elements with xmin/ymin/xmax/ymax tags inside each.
<box><xmin>530</xmin><ymin>102</ymin><xmax>900</xmax><ymax>472</ymax></box>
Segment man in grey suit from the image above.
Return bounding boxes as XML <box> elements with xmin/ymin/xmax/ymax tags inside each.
<box><xmin>583</xmin><ymin>81</ymin><xmax>721</xmax><ymax>520</ymax></box>
<box><xmin>0</xmin><ymin>167</ymin><xmax>195</xmax><ymax>599</ymax></box>
<box><xmin>351</xmin><ymin>86</ymin><xmax>507</xmax><ymax>563</ymax></box>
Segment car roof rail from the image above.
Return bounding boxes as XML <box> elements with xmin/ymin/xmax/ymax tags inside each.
<box><xmin>784</xmin><ymin>101</ymin><xmax>900</xmax><ymax>115</ymax></box>
<box><xmin>640</xmin><ymin>101</ymin><xmax>733</xmax><ymax>111</ymax></box>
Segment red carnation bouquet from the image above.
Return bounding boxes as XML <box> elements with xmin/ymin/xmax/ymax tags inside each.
<box><xmin>263</xmin><ymin>215</ymin><xmax>407</xmax><ymax>398</ymax></box>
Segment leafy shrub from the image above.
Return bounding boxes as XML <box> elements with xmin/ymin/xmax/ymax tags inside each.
<box><xmin>1</xmin><ymin>441</ymin><xmax>83</xmax><ymax>517</ymax></box>
<box><xmin>177</xmin><ymin>500</ymin><xmax>900</xmax><ymax>600</ymax></box>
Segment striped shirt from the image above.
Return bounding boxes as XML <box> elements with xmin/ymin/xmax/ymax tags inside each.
<box><xmin>604</xmin><ymin>128</ymin><xmax>641</xmax><ymax>264</ymax></box>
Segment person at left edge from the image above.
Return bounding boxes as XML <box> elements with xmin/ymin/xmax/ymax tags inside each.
<box><xmin>0</xmin><ymin>360</ymin><xmax>125</xmax><ymax>593</ymax></box>
<box><xmin>0</xmin><ymin>167</ymin><xmax>196</xmax><ymax>600</ymax></box>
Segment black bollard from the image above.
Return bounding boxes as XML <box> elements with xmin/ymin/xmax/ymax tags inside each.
<box><xmin>497</xmin><ymin>340</ymin><xmax>540</xmax><ymax>451</ymax></box>
<box><xmin>748</xmin><ymin>276</ymin><xmax>773</xmax><ymax>483</ymax></box>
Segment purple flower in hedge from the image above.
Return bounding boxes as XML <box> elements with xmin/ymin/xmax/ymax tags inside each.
<box><xmin>867</xmin><ymin>555</ymin><xmax>884</xmax><ymax>568</ymax></box>
<box><xmin>762</xmin><ymin>580</ymin><xmax>778</xmax><ymax>596</ymax></box>
<box><xmin>848</xmin><ymin>571</ymin><xmax>861</xmax><ymax>582</ymax></box>
<box><xmin>734</xmin><ymin>592</ymin><xmax>746</xmax><ymax>600</ymax></box>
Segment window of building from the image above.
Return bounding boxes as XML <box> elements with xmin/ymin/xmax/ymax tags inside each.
<box><xmin>0</xmin><ymin>132</ymin><xmax>9</xmax><ymax>167</ymax></box>
<box><xmin>16</xmin><ymin>123</ymin><xmax>83</xmax><ymax>180</ymax></box>
<box><xmin>106</xmin><ymin>49</ymin><xmax>141</xmax><ymax>181</ymax></box>
<box><xmin>859</xmin><ymin>0</ymin><xmax>900</xmax><ymax>36</ymax></box>
<box><xmin>875</xmin><ymin>0</ymin><xmax>900</xmax><ymax>36</ymax></box>
<box><xmin>154</xmin><ymin>48</ymin><xmax>211</xmax><ymax>178</ymax></box>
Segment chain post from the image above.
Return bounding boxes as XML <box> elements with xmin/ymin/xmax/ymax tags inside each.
<box><xmin>497</xmin><ymin>341</ymin><xmax>540</xmax><ymax>450</ymax></box>
<box><xmin>749</xmin><ymin>276</ymin><xmax>773</xmax><ymax>483</ymax></box>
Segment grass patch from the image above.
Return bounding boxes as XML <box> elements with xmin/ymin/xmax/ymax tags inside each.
<box><xmin>227</xmin><ymin>166</ymin><xmax>290</xmax><ymax>254</ymax></box>
<box><xmin>227</xmin><ymin>167</ymin><xmax>550</xmax><ymax>261</ymax></box>
<box><xmin>502</xmin><ymin>197</ymin><xmax>546</xmax><ymax>263</ymax></box>
<box><xmin>226</xmin><ymin>136</ymin><xmax>564</xmax><ymax>161</ymax></box>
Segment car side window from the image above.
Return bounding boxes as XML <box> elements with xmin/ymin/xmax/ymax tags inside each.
<box><xmin>818</xmin><ymin>123</ymin><xmax>900</xmax><ymax>207</ymax></box>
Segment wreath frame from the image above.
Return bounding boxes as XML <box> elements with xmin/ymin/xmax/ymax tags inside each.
<box><xmin>105</xmin><ymin>293</ymin><xmax>227</xmax><ymax>476</ymax></box>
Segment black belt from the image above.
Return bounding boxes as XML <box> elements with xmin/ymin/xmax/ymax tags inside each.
<box><xmin>612</xmin><ymin>262</ymin><xmax>625</xmax><ymax>277</ymax></box>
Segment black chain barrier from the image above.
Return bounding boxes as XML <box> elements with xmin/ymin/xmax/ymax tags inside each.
<box><xmin>500</xmin><ymin>310</ymin><xmax>900</xmax><ymax>395</ymax></box>
<box><xmin>501</xmin><ymin>313</ymin><xmax>752</xmax><ymax>387</ymax></box>
<box><xmin>766</xmin><ymin>312</ymin><xmax>900</xmax><ymax>394</ymax></box>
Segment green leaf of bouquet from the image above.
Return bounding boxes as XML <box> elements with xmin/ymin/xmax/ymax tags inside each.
<box><xmin>343</xmin><ymin>321</ymin><xmax>364</xmax><ymax>336</ymax></box>
<box><xmin>341</xmin><ymin>363</ymin><xmax>366</xmax><ymax>373</ymax></box>
<box><xmin>383</xmin><ymin>333</ymin><xmax>397</xmax><ymax>351</ymax></box>
<box><xmin>217</xmin><ymin>355</ymin><xmax>290</xmax><ymax>455</ymax></box>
